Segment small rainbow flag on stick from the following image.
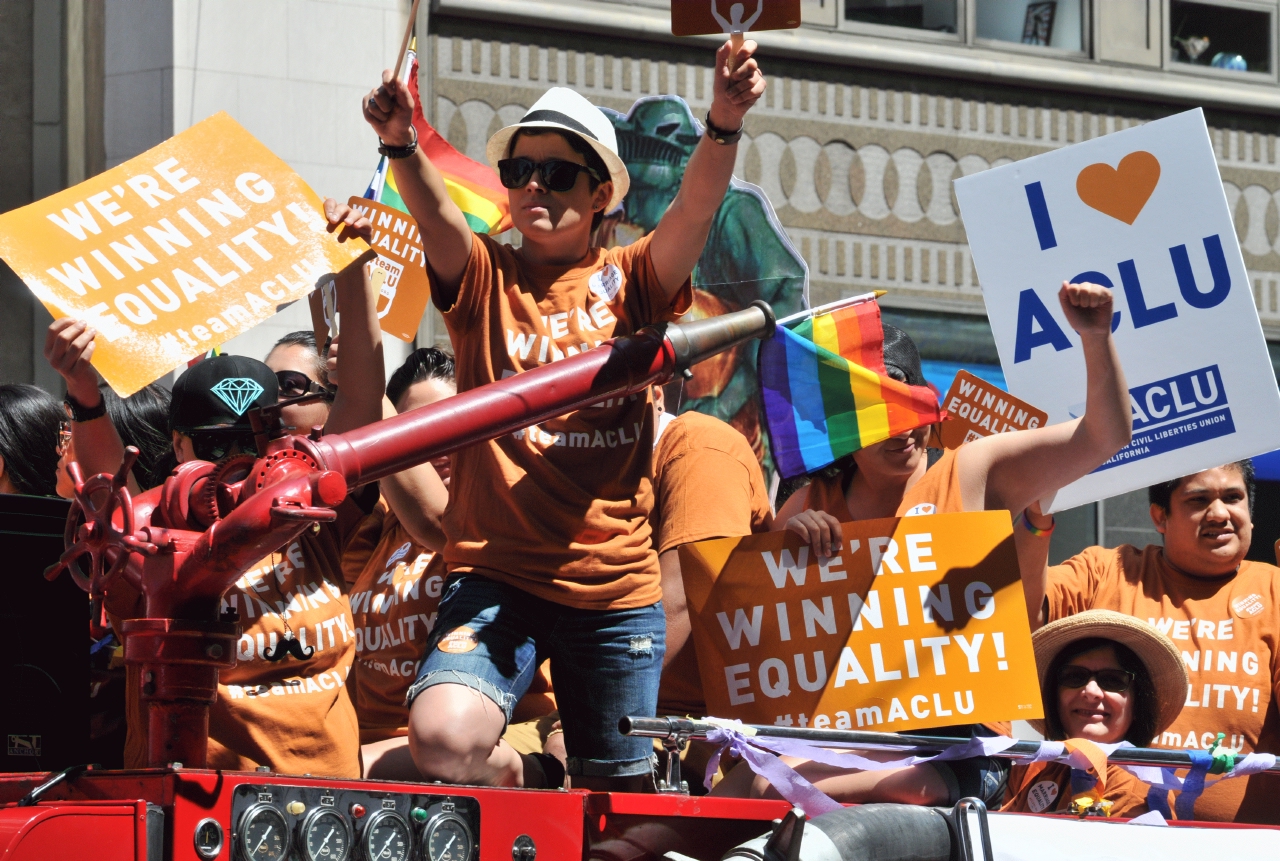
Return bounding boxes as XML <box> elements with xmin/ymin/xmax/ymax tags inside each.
<box><xmin>760</xmin><ymin>295</ymin><xmax>944</xmax><ymax>479</ymax></box>
<box><xmin>366</xmin><ymin>52</ymin><xmax>512</xmax><ymax>235</ymax></box>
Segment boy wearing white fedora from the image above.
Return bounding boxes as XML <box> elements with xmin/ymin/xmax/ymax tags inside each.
<box><xmin>361</xmin><ymin>40</ymin><xmax>766</xmax><ymax>790</ymax></box>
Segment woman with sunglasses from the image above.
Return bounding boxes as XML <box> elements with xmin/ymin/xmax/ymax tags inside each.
<box><xmin>360</xmin><ymin>39</ymin><xmax>765</xmax><ymax>791</ymax></box>
<box><xmin>713</xmin><ymin>609</ymin><xmax>1185</xmax><ymax>818</ymax></box>
<box><xmin>265</xmin><ymin>330</ymin><xmax>334</xmax><ymax>434</ymax></box>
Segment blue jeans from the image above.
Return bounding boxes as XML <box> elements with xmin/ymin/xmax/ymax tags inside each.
<box><xmin>406</xmin><ymin>573</ymin><xmax>665</xmax><ymax>778</ymax></box>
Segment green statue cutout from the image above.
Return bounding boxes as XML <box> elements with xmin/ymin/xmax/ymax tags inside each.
<box><xmin>600</xmin><ymin>95</ymin><xmax>808</xmax><ymax>477</ymax></box>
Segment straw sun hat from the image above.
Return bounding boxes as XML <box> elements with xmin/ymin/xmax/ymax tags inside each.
<box><xmin>1030</xmin><ymin>609</ymin><xmax>1187</xmax><ymax>737</ymax></box>
<box><xmin>485</xmin><ymin>87</ymin><xmax>631</xmax><ymax>213</ymax></box>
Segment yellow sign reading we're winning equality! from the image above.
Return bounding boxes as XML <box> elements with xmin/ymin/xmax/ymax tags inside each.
<box><xmin>680</xmin><ymin>511</ymin><xmax>1042</xmax><ymax>732</ymax></box>
<box><xmin>0</xmin><ymin>112</ymin><xmax>370</xmax><ymax>395</ymax></box>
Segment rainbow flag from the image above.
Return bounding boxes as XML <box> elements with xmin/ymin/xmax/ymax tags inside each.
<box><xmin>365</xmin><ymin>52</ymin><xmax>512</xmax><ymax>235</ymax></box>
<box><xmin>759</xmin><ymin>297</ymin><xmax>944</xmax><ymax>479</ymax></box>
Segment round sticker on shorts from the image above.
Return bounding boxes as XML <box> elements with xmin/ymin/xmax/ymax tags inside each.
<box><xmin>438</xmin><ymin>626</ymin><xmax>479</xmax><ymax>654</ymax></box>
<box><xmin>589</xmin><ymin>263</ymin><xmax>624</xmax><ymax>302</ymax></box>
<box><xmin>903</xmin><ymin>503</ymin><xmax>936</xmax><ymax>517</ymax></box>
<box><xmin>1232</xmin><ymin>593</ymin><xmax>1265</xmax><ymax>618</ymax></box>
<box><xmin>1026</xmin><ymin>780</ymin><xmax>1060</xmax><ymax>813</ymax></box>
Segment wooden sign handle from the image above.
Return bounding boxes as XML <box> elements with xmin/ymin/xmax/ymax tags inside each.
<box><xmin>392</xmin><ymin>0</ymin><xmax>423</xmax><ymax>82</ymax></box>
<box><xmin>728</xmin><ymin>30</ymin><xmax>744</xmax><ymax>72</ymax></box>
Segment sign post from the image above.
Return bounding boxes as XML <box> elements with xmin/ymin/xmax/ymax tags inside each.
<box><xmin>955</xmin><ymin>109</ymin><xmax>1280</xmax><ymax>511</ymax></box>
<box><xmin>681</xmin><ymin>511</ymin><xmax>1042</xmax><ymax>731</ymax></box>
<box><xmin>0</xmin><ymin>112</ymin><xmax>370</xmax><ymax>396</ymax></box>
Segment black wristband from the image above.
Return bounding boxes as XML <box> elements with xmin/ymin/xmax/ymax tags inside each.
<box><xmin>378</xmin><ymin>126</ymin><xmax>419</xmax><ymax>160</ymax></box>
<box><xmin>64</xmin><ymin>391</ymin><xmax>107</xmax><ymax>423</ymax></box>
<box><xmin>704</xmin><ymin>111</ymin><xmax>743</xmax><ymax>146</ymax></box>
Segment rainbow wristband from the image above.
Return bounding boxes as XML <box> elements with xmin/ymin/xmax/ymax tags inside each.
<box><xmin>1021</xmin><ymin>510</ymin><xmax>1055</xmax><ymax>537</ymax></box>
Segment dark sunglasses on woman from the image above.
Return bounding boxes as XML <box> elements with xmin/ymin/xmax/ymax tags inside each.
<box><xmin>497</xmin><ymin>157</ymin><xmax>602</xmax><ymax>193</ymax></box>
<box><xmin>1058</xmin><ymin>665</ymin><xmax>1135</xmax><ymax>693</ymax></box>
<box><xmin>275</xmin><ymin>370</ymin><xmax>329</xmax><ymax>400</ymax></box>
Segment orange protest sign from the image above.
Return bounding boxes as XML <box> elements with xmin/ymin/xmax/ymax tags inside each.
<box><xmin>671</xmin><ymin>0</ymin><xmax>801</xmax><ymax>36</ymax></box>
<box><xmin>0</xmin><ymin>112</ymin><xmax>370</xmax><ymax>396</ymax></box>
<box><xmin>680</xmin><ymin>511</ymin><xmax>1042</xmax><ymax>731</ymax></box>
<box><xmin>937</xmin><ymin>370</ymin><xmax>1047</xmax><ymax>450</ymax></box>
<box><xmin>347</xmin><ymin>197</ymin><xmax>431</xmax><ymax>342</ymax></box>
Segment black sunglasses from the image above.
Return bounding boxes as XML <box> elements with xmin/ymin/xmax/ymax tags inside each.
<box><xmin>1058</xmin><ymin>665</ymin><xmax>1135</xmax><ymax>693</ymax></box>
<box><xmin>191</xmin><ymin>432</ymin><xmax>259</xmax><ymax>463</ymax></box>
<box><xmin>497</xmin><ymin>157</ymin><xmax>601</xmax><ymax>192</ymax></box>
<box><xmin>276</xmin><ymin>370</ymin><xmax>327</xmax><ymax>400</ymax></box>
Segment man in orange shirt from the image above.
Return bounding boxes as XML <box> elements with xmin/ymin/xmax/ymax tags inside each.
<box><xmin>361</xmin><ymin>38</ymin><xmax>766</xmax><ymax>790</ymax></box>
<box><xmin>1026</xmin><ymin>460</ymin><xmax>1280</xmax><ymax>823</ymax></box>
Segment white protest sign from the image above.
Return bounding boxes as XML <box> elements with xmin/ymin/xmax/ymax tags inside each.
<box><xmin>955</xmin><ymin>109</ymin><xmax>1280</xmax><ymax>512</ymax></box>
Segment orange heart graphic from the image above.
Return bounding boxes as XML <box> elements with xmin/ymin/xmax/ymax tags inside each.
<box><xmin>1075</xmin><ymin>151</ymin><xmax>1161</xmax><ymax>225</ymax></box>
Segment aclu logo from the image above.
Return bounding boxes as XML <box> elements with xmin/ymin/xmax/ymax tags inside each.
<box><xmin>7</xmin><ymin>734</ymin><xmax>41</xmax><ymax>757</ymax></box>
<box><xmin>1094</xmin><ymin>364</ymin><xmax>1233</xmax><ymax>472</ymax></box>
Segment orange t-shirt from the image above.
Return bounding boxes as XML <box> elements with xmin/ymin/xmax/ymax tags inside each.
<box><xmin>1001</xmin><ymin>761</ymin><xmax>1149</xmax><ymax>818</ymax></box>
<box><xmin>803</xmin><ymin>448</ymin><xmax>964</xmax><ymax>521</ymax></box>
<box><xmin>206</xmin><ymin>528</ymin><xmax>360</xmax><ymax>777</ymax></box>
<box><xmin>350</xmin><ymin>512</ymin><xmax>447</xmax><ymax>743</ymax></box>
<box><xmin>1047</xmin><ymin>545</ymin><xmax>1280</xmax><ymax>823</ymax></box>
<box><xmin>652</xmin><ymin>412</ymin><xmax>774</xmax><ymax>715</ymax></box>
<box><xmin>340</xmin><ymin>498</ymin><xmax>388</xmax><ymax>587</ymax></box>
<box><xmin>437</xmin><ymin>232</ymin><xmax>692</xmax><ymax>610</ymax></box>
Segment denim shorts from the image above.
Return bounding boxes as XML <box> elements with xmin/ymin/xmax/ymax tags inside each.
<box><xmin>406</xmin><ymin>573</ymin><xmax>665</xmax><ymax>778</ymax></box>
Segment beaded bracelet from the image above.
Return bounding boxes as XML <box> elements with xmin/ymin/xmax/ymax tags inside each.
<box><xmin>1021</xmin><ymin>509</ymin><xmax>1055</xmax><ymax>537</ymax></box>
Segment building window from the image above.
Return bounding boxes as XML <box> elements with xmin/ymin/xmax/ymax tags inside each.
<box><xmin>845</xmin><ymin>0</ymin><xmax>959</xmax><ymax>34</ymax></box>
<box><xmin>1169</xmin><ymin>1</ymin><xmax>1272</xmax><ymax>73</ymax></box>
<box><xmin>974</xmin><ymin>0</ymin><xmax>1085</xmax><ymax>52</ymax></box>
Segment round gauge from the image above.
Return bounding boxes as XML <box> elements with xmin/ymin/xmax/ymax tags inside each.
<box><xmin>237</xmin><ymin>803</ymin><xmax>290</xmax><ymax>860</ymax></box>
<box><xmin>299</xmin><ymin>808</ymin><xmax>352</xmax><ymax>861</ymax></box>
<box><xmin>360</xmin><ymin>810</ymin><xmax>411</xmax><ymax>861</ymax></box>
<box><xmin>423</xmin><ymin>814</ymin><xmax>474</xmax><ymax>861</ymax></box>
<box><xmin>193</xmin><ymin>818</ymin><xmax>224</xmax><ymax>859</ymax></box>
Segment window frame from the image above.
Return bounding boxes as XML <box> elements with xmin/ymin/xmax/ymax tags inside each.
<box><xmin>835</xmin><ymin>1</ymin><xmax>1094</xmax><ymax>57</ymax></box>
<box><xmin>838</xmin><ymin>0</ymin><xmax>968</xmax><ymax>43</ymax></box>
<box><xmin>1162</xmin><ymin>0</ymin><xmax>1279</xmax><ymax>82</ymax></box>
<box><xmin>969</xmin><ymin>0</ymin><xmax>1092</xmax><ymax>58</ymax></box>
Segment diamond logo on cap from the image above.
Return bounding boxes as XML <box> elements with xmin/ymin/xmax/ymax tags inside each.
<box><xmin>210</xmin><ymin>377</ymin><xmax>265</xmax><ymax>416</ymax></box>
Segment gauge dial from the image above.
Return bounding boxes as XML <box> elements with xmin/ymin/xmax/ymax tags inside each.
<box><xmin>424</xmin><ymin>814</ymin><xmax>474</xmax><ymax>861</ymax></box>
<box><xmin>237</xmin><ymin>804</ymin><xmax>290</xmax><ymax>860</ymax></box>
<box><xmin>360</xmin><ymin>810</ymin><xmax>411</xmax><ymax>861</ymax></box>
<box><xmin>300</xmin><ymin>808</ymin><xmax>351</xmax><ymax>861</ymax></box>
<box><xmin>193</xmin><ymin>818</ymin><xmax>224</xmax><ymax>860</ymax></box>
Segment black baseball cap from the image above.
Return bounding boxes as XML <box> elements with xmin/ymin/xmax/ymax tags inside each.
<box><xmin>169</xmin><ymin>355</ymin><xmax>278</xmax><ymax>434</ymax></box>
<box><xmin>882</xmin><ymin>324</ymin><xmax>926</xmax><ymax>387</ymax></box>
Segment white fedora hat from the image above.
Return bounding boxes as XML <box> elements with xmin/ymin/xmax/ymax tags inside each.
<box><xmin>486</xmin><ymin>87</ymin><xmax>630</xmax><ymax>212</ymax></box>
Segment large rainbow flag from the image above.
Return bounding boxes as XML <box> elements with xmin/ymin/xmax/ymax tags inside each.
<box><xmin>365</xmin><ymin>52</ymin><xmax>512</xmax><ymax>235</ymax></box>
<box><xmin>759</xmin><ymin>296</ymin><xmax>944</xmax><ymax>479</ymax></box>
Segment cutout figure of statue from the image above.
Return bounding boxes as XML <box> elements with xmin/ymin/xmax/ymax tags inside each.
<box><xmin>601</xmin><ymin>95</ymin><xmax>808</xmax><ymax>476</ymax></box>
<box><xmin>711</xmin><ymin>0</ymin><xmax>763</xmax><ymax>33</ymax></box>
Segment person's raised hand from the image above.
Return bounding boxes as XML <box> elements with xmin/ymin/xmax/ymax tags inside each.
<box><xmin>709</xmin><ymin>38</ymin><xmax>766</xmax><ymax>132</ymax></box>
<box><xmin>323</xmin><ymin>198</ymin><xmax>373</xmax><ymax>244</ymax></box>
<box><xmin>44</xmin><ymin>318</ymin><xmax>100</xmax><ymax>405</ymax></box>
<box><xmin>362</xmin><ymin>69</ymin><xmax>415</xmax><ymax>148</ymax></box>
<box><xmin>784</xmin><ymin>509</ymin><xmax>843</xmax><ymax>563</ymax></box>
<box><xmin>1059</xmin><ymin>280</ymin><xmax>1114</xmax><ymax>337</ymax></box>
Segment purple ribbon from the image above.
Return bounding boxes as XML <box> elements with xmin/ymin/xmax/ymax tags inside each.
<box><xmin>702</xmin><ymin>725</ymin><xmax>1268</xmax><ymax>816</ymax></box>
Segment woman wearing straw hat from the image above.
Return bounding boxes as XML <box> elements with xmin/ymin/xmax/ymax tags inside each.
<box><xmin>996</xmin><ymin>609</ymin><xmax>1187</xmax><ymax>816</ymax></box>
<box><xmin>358</xmin><ymin>42</ymin><xmax>766</xmax><ymax>790</ymax></box>
<box><xmin>714</xmin><ymin>609</ymin><xmax>1186</xmax><ymax>819</ymax></box>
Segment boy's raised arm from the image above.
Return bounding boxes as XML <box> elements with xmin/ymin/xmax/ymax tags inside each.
<box><xmin>363</xmin><ymin>71</ymin><xmax>473</xmax><ymax>308</ymax></box>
